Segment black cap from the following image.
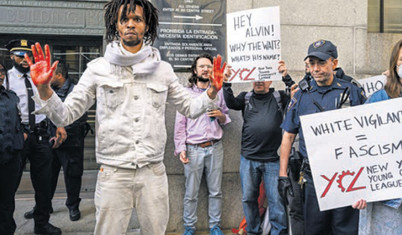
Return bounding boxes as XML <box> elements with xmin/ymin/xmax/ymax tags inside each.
<box><xmin>305</xmin><ymin>40</ymin><xmax>338</xmax><ymax>61</ymax></box>
<box><xmin>5</xmin><ymin>39</ymin><xmax>34</xmax><ymax>57</ymax></box>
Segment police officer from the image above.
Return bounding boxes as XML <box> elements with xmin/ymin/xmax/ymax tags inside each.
<box><xmin>6</xmin><ymin>39</ymin><xmax>61</xmax><ymax>235</ymax></box>
<box><xmin>278</xmin><ymin>40</ymin><xmax>366</xmax><ymax>235</ymax></box>
<box><xmin>0</xmin><ymin>63</ymin><xmax>24</xmax><ymax>235</ymax></box>
<box><xmin>48</xmin><ymin>62</ymin><xmax>88</xmax><ymax>221</ymax></box>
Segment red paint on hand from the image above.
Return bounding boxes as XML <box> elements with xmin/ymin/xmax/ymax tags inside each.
<box><xmin>25</xmin><ymin>43</ymin><xmax>58</xmax><ymax>86</ymax></box>
<box><xmin>211</xmin><ymin>54</ymin><xmax>226</xmax><ymax>91</ymax></box>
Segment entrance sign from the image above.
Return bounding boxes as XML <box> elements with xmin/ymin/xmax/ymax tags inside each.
<box><xmin>226</xmin><ymin>7</ymin><xmax>281</xmax><ymax>83</ymax></box>
<box><xmin>300</xmin><ymin>98</ymin><xmax>402</xmax><ymax>211</ymax></box>
<box><xmin>154</xmin><ymin>0</ymin><xmax>226</xmax><ymax>72</ymax></box>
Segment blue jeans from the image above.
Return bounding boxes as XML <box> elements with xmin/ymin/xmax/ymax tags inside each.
<box><xmin>183</xmin><ymin>141</ymin><xmax>223</xmax><ymax>229</ymax></box>
<box><xmin>240</xmin><ymin>156</ymin><xmax>288</xmax><ymax>235</ymax></box>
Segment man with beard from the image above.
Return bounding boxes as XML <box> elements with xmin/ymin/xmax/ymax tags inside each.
<box><xmin>174</xmin><ymin>54</ymin><xmax>231</xmax><ymax>235</ymax></box>
<box><xmin>6</xmin><ymin>39</ymin><xmax>61</xmax><ymax>234</ymax></box>
<box><xmin>24</xmin><ymin>0</ymin><xmax>227</xmax><ymax>234</ymax></box>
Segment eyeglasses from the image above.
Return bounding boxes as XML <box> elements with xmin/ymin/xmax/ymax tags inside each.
<box><xmin>197</xmin><ymin>65</ymin><xmax>213</xmax><ymax>69</ymax></box>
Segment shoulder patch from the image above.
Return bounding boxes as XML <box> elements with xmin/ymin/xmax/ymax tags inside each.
<box><xmin>361</xmin><ymin>90</ymin><xmax>367</xmax><ymax>99</ymax></box>
<box><xmin>287</xmin><ymin>96</ymin><xmax>297</xmax><ymax>111</ymax></box>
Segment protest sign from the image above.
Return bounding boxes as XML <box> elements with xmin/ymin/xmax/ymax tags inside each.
<box><xmin>300</xmin><ymin>98</ymin><xmax>402</xmax><ymax>211</ymax></box>
<box><xmin>226</xmin><ymin>7</ymin><xmax>281</xmax><ymax>83</ymax></box>
<box><xmin>358</xmin><ymin>75</ymin><xmax>387</xmax><ymax>97</ymax></box>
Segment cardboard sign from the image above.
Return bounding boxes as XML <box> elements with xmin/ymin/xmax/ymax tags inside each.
<box><xmin>359</xmin><ymin>75</ymin><xmax>387</xmax><ymax>97</ymax></box>
<box><xmin>300</xmin><ymin>98</ymin><xmax>402</xmax><ymax>211</ymax></box>
<box><xmin>226</xmin><ymin>7</ymin><xmax>281</xmax><ymax>83</ymax></box>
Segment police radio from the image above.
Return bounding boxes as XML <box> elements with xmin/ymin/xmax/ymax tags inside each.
<box><xmin>298</xmin><ymin>74</ymin><xmax>312</xmax><ymax>92</ymax></box>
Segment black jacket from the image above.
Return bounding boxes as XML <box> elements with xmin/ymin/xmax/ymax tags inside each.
<box><xmin>49</xmin><ymin>79</ymin><xmax>88</xmax><ymax>148</ymax></box>
<box><xmin>0</xmin><ymin>86</ymin><xmax>24</xmax><ymax>163</ymax></box>
<box><xmin>223</xmin><ymin>83</ymin><xmax>289</xmax><ymax>162</ymax></box>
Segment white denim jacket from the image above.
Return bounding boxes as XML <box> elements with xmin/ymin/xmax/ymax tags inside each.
<box><xmin>34</xmin><ymin>44</ymin><xmax>216</xmax><ymax>169</ymax></box>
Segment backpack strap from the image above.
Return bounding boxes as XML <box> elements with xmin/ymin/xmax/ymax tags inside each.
<box><xmin>244</xmin><ymin>90</ymin><xmax>284</xmax><ymax>116</ymax></box>
<box><xmin>244</xmin><ymin>91</ymin><xmax>253</xmax><ymax>109</ymax></box>
<box><xmin>273</xmin><ymin>90</ymin><xmax>283</xmax><ymax>116</ymax></box>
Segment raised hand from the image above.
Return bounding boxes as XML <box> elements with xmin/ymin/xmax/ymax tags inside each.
<box><xmin>25</xmin><ymin>42</ymin><xmax>58</xmax><ymax>86</ymax></box>
<box><xmin>210</xmin><ymin>54</ymin><xmax>226</xmax><ymax>91</ymax></box>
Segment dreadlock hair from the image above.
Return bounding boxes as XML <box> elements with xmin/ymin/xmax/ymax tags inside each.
<box><xmin>55</xmin><ymin>61</ymin><xmax>69</xmax><ymax>80</ymax></box>
<box><xmin>385</xmin><ymin>39</ymin><xmax>402</xmax><ymax>98</ymax></box>
<box><xmin>188</xmin><ymin>54</ymin><xmax>213</xmax><ymax>87</ymax></box>
<box><xmin>0</xmin><ymin>63</ymin><xmax>9</xmax><ymax>90</ymax></box>
<box><xmin>104</xmin><ymin>0</ymin><xmax>159</xmax><ymax>45</ymax></box>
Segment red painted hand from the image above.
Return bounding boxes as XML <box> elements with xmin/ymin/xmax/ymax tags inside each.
<box><xmin>25</xmin><ymin>42</ymin><xmax>58</xmax><ymax>86</ymax></box>
<box><xmin>211</xmin><ymin>54</ymin><xmax>226</xmax><ymax>91</ymax></box>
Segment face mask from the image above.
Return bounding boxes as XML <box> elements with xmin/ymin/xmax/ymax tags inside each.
<box><xmin>397</xmin><ymin>64</ymin><xmax>402</xmax><ymax>78</ymax></box>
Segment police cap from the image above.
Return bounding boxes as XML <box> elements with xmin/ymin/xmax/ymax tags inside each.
<box><xmin>305</xmin><ymin>39</ymin><xmax>338</xmax><ymax>61</ymax></box>
<box><xmin>5</xmin><ymin>39</ymin><xmax>34</xmax><ymax>57</ymax></box>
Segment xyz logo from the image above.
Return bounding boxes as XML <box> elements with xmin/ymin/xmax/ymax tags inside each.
<box><xmin>320</xmin><ymin>167</ymin><xmax>366</xmax><ymax>198</ymax></box>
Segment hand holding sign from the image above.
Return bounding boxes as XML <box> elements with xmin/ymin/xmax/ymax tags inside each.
<box><xmin>210</xmin><ymin>54</ymin><xmax>226</xmax><ymax>91</ymax></box>
<box><xmin>25</xmin><ymin>42</ymin><xmax>58</xmax><ymax>86</ymax></box>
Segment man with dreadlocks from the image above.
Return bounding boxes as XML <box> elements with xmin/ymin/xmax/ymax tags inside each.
<box><xmin>24</xmin><ymin>0</ymin><xmax>229</xmax><ymax>234</ymax></box>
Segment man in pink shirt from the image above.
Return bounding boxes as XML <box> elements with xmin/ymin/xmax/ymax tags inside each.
<box><xmin>174</xmin><ymin>54</ymin><xmax>231</xmax><ymax>235</ymax></box>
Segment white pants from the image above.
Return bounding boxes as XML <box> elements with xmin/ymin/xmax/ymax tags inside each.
<box><xmin>94</xmin><ymin>163</ymin><xmax>169</xmax><ymax>235</ymax></box>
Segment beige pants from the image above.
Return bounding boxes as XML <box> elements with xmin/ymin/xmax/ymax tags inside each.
<box><xmin>94</xmin><ymin>162</ymin><xmax>169</xmax><ymax>235</ymax></box>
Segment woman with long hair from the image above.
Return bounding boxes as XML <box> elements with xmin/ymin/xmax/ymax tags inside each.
<box><xmin>357</xmin><ymin>39</ymin><xmax>402</xmax><ymax>235</ymax></box>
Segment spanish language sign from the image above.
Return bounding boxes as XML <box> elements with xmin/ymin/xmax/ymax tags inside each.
<box><xmin>300</xmin><ymin>98</ymin><xmax>402</xmax><ymax>211</ymax></box>
<box><xmin>154</xmin><ymin>0</ymin><xmax>226</xmax><ymax>71</ymax></box>
<box><xmin>226</xmin><ymin>7</ymin><xmax>281</xmax><ymax>83</ymax></box>
<box><xmin>358</xmin><ymin>75</ymin><xmax>387</xmax><ymax>97</ymax></box>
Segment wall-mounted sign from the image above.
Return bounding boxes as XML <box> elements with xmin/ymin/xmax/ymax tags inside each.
<box><xmin>154</xmin><ymin>0</ymin><xmax>226</xmax><ymax>72</ymax></box>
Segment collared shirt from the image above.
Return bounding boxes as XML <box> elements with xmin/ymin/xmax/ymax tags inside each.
<box><xmin>6</xmin><ymin>67</ymin><xmax>46</xmax><ymax>124</ymax></box>
<box><xmin>33</xmin><ymin>46</ymin><xmax>217</xmax><ymax>169</ymax></box>
<box><xmin>174</xmin><ymin>85</ymin><xmax>231</xmax><ymax>156</ymax></box>
<box><xmin>281</xmin><ymin>76</ymin><xmax>366</xmax><ymax>158</ymax></box>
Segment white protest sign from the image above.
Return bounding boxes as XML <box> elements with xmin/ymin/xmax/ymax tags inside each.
<box><xmin>359</xmin><ymin>75</ymin><xmax>387</xmax><ymax>97</ymax></box>
<box><xmin>300</xmin><ymin>98</ymin><xmax>402</xmax><ymax>211</ymax></box>
<box><xmin>226</xmin><ymin>7</ymin><xmax>281</xmax><ymax>83</ymax></box>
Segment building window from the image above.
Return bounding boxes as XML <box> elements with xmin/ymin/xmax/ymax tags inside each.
<box><xmin>368</xmin><ymin>0</ymin><xmax>402</xmax><ymax>33</ymax></box>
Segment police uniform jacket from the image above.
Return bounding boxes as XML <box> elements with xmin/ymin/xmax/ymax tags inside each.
<box><xmin>49</xmin><ymin>78</ymin><xmax>88</xmax><ymax>148</ymax></box>
<box><xmin>0</xmin><ymin>86</ymin><xmax>24</xmax><ymax>164</ymax></box>
<box><xmin>281</xmin><ymin>76</ymin><xmax>366</xmax><ymax>159</ymax></box>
